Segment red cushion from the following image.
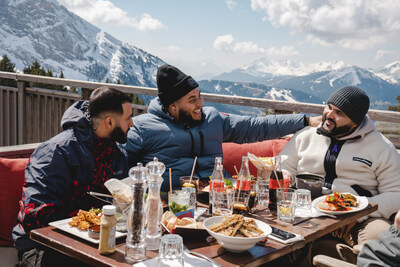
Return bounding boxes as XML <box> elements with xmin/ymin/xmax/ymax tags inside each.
<box><xmin>222</xmin><ymin>139</ymin><xmax>289</xmax><ymax>177</ymax></box>
<box><xmin>0</xmin><ymin>157</ymin><xmax>29</xmax><ymax>246</ymax></box>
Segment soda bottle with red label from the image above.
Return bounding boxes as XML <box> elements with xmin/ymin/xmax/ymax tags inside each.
<box><xmin>209</xmin><ymin>157</ymin><xmax>224</xmax><ymax>215</ymax></box>
<box><xmin>268</xmin><ymin>156</ymin><xmax>283</xmax><ymax>213</ymax></box>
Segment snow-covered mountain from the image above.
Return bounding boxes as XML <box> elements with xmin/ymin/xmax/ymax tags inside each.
<box><xmin>213</xmin><ymin>60</ymin><xmax>400</xmax><ymax>110</ymax></box>
<box><xmin>198</xmin><ymin>79</ymin><xmax>324</xmax><ymax>115</ymax></box>
<box><xmin>372</xmin><ymin>61</ymin><xmax>400</xmax><ymax>84</ymax></box>
<box><xmin>0</xmin><ymin>0</ymin><xmax>165</xmax><ymax>87</ymax></box>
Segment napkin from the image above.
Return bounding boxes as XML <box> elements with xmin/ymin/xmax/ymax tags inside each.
<box><xmin>133</xmin><ymin>252</ymin><xmax>213</xmax><ymax>267</ymax></box>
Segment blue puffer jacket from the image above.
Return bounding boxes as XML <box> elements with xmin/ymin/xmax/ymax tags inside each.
<box><xmin>123</xmin><ymin>98</ymin><xmax>306</xmax><ymax>191</ymax></box>
<box><xmin>12</xmin><ymin>101</ymin><xmax>129</xmax><ymax>251</ymax></box>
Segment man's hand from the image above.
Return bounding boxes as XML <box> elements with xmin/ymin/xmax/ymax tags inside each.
<box><xmin>395</xmin><ymin>210</ymin><xmax>400</xmax><ymax>230</ymax></box>
<box><xmin>308</xmin><ymin>116</ymin><xmax>322</xmax><ymax>127</ymax></box>
<box><xmin>332</xmin><ymin>221</ymin><xmax>357</xmax><ymax>239</ymax></box>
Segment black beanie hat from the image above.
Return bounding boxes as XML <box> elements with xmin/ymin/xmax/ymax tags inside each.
<box><xmin>156</xmin><ymin>64</ymin><xmax>199</xmax><ymax>107</ymax></box>
<box><xmin>327</xmin><ymin>86</ymin><xmax>370</xmax><ymax>124</ymax></box>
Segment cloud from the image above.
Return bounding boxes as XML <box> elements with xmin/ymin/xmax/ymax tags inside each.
<box><xmin>251</xmin><ymin>0</ymin><xmax>400</xmax><ymax>50</ymax></box>
<box><xmin>266</xmin><ymin>46</ymin><xmax>299</xmax><ymax>56</ymax></box>
<box><xmin>375</xmin><ymin>50</ymin><xmax>395</xmax><ymax>61</ymax></box>
<box><xmin>57</xmin><ymin>0</ymin><xmax>164</xmax><ymax>31</ymax></box>
<box><xmin>225</xmin><ymin>0</ymin><xmax>237</xmax><ymax>11</ymax></box>
<box><xmin>213</xmin><ymin>35</ymin><xmax>265</xmax><ymax>53</ymax></box>
<box><xmin>214</xmin><ymin>35</ymin><xmax>299</xmax><ymax>57</ymax></box>
<box><xmin>166</xmin><ymin>45</ymin><xmax>180</xmax><ymax>52</ymax></box>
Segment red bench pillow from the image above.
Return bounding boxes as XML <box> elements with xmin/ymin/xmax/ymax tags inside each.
<box><xmin>222</xmin><ymin>138</ymin><xmax>289</xmax><ymax>177</ymax></box>
<box><xmin>0</xmin><ymin>157</ymin><xmax>29</xmax><ymax>246</ymax></box>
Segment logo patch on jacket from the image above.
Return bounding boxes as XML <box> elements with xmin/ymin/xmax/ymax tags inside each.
<box><xmin>353</xmin><ymin>157</ymin><xmax>372</xmax><ymax>167</ymax></box>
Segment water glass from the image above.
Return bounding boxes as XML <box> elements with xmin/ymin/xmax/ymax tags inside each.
<box><xmin>112</xmin><ymin>200</ymin><xmax>129</xmax><ymax>232</ymax></box>
<box><xmin>257</xmin><ymin>180</ymin><xmax>269</xmax><ymax>207</ymax></box>
<box><xmin>182</xmin><ymin>187</ymin><xmax>197</xmax><ymax>211</ymax></box>
<box><xmin>296</xmin><ymin>189</ymin><xmax>312</xmax><ymax>217</ymax></box>
<box><xmin>277</xmin><ymin>188</ymin><xmax>297</xmax><ymax>223</ymax></box>
<box><xmin>157</xmin><ymin>234</ymin><xmax>184</xmax><ymax>267</ymax></box>
<box><xmin>168</xmin><ymin>190</ymin><xmax>190</xmax><ymax>214</ymax></box>
<box><xmin>180</xmin><ymin>176</ymin><xmax>199</xmax><ymax>191</ymax></box>
<box><xmin>212</xmin><ymin>188</ymin><xmax>235</xmax><ymax>216</ymax></box>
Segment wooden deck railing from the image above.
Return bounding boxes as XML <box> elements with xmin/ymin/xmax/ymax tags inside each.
<box><xmin>1</xmin><ymin>71</ymin><xmax>399</xmax><ymax>147</ymax></box>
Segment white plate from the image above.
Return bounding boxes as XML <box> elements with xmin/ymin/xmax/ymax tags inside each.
<box><xmin>49</xmin><ymin>218</ymin><xmax>126</xmax><ymax>244</ymax></box>
<box><xmin>312</xmin><ymin>193</ymin><xmax>368</xmax><ymax>215</ymax></box>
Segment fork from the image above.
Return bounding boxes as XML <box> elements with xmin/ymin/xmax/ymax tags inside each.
<box><xmin>183</xmin><ymin>245</ymin><xmax>221</xmax><ymax>267</ymax></box>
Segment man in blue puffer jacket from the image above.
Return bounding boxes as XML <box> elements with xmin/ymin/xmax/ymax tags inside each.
<box><xmin>123</xmin><ymin>64</ymin><xmax>320</xmax><ymax>191</ymax></box>
<box><xmin>13</xmin><ymin>86</ymin><xmax>133</xmax><ymax>266</ymax></box>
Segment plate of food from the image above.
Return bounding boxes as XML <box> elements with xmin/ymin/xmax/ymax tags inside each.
<box><xmin>49</xmin><ymin>209</ymin><xmax>126</xmax><ymax>244</ymax></box>
<box><xmin>203</xmin><ymin>214</ymin><xmax>272</xmax><ymax>252</ymax></box>
<box><xmin>312</xmin><ymin>192</ymin><xmax>368</xmax><ymax>215</ymax></box>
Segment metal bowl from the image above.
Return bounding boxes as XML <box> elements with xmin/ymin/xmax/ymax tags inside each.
<box><xmin>295</xmin><ymin>174</ymin><xmax>325</xmax><ymax>198</ymax></box>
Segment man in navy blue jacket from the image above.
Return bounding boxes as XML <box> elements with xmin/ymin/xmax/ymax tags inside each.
<box><xmin>13</xmin><ymin>86</ymin><xmax>133</xmax><ymax>266</ymax></box>
<box><xmin>123</xmin><ymin>64</ymin><xmax>321</xmax><ymax>191</ymax></box>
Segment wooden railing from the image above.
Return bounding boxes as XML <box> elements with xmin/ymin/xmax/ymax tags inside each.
<box><xmin>1</xmin><ymin>71</ymin><xmax>399</xmax><ymax>147</ymax></box>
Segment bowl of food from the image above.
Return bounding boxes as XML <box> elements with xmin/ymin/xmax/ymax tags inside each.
<box><xmin>295</xmin><ymin>174</ymin><xmax>325</xmax><ymax>198</ymax></box>
<box><xmin>203</xmin><ymin>214</ymin><xmax>271</xmax><ymax>253</ymax></box>
<box><xmin>88</xmin><ymin>225</ymin><xmax>100</xmax><ymax>239</ymax></box>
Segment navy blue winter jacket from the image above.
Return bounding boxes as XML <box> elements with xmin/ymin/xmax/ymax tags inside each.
<box><xmin>123</xmin><ymin>98</ymin><xmax>306</xmax><ymax>191</ymax></box>
<box><xmin>12</xmin><ymin>101</ymin><xmax>129</xmax><ymax>251</ymax></box>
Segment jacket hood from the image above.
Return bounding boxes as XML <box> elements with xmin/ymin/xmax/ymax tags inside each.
<box><xmin>61</xmin><ymin>100</ymin><xmax>96</xmax><ymax>147</ymax></box>
<box><xmin>338</xmin><ymin>115</ymin><xmax>375</xmax><ymax>140</ymax></box>
<box><xmin>147</xmin><ymin>97</ymin><xmax>176</xmax><ymax>121</ymax></box>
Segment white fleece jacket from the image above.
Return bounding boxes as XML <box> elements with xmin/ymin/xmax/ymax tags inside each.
<box><xmin>280</xmin><ymin>116</ymin><xmax>400</xmax><ymax>220</ymax></box>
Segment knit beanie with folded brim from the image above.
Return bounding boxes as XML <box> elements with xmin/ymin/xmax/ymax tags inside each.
<box><xmin>157</xmin><ymin>64</ymin><xmax>199</xmax><ymax>108</ymax></box>
<box><xmin>327</xmin><ymin>86</ymin><xmax>370</xmax><ymax>125</ymax></box>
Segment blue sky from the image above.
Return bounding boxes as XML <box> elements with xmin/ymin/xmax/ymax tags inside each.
<box><xmin>57</xmin><ymin>0</ymin><xmax>400</xmax><ymax>78</ymax></box>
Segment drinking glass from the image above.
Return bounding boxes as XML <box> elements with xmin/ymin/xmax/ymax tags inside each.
<box><xmin>157</xmin><ymin>234</ymin><xmax>184</xmax><ymax>267</ymax></box>
<box><xmin>248</xmin><ymin>182</ymin><xmax>258</xmax><ymax>213</ymax></box>
<box><xmin>168</xmin><ymin>190</ymin><xmax>190</xmax><ymax>214</ymax></box>
<box><xmin>212</xmin><ymin>188</ymin><xmax>234</xmax><ymax>216</ymax></box>
<box><xmin>277</xmin><ymin>188</ymin><xmax>297</xmax><ymax>223</ymax></box>
<box><xmin>232</xmin><ymin>194</ymin><xmax>250</xmax><ymax>215</ymax></box>
<box><xmin>112</xmin><ymin>200</ymin><xmax>129</xmax><ymax>232</ymax></box>
<box><xmin>182</xmin><ymin>187</ymin><xmax>197</xmax><ymax>211</ymax></box>
<box><xmin>257</xmin><ymin>180</ymin><xmax>269</xmax><ymax>207</ymax></box>
<box><xmin>179</xmin><ymin>176</ymin><xmax>199</xmax><ymax>191</ymax></box>
<box><xmin>295</xmin><ymin>189</ymin><xmax>312</xmax><ymax>217</ymax></box>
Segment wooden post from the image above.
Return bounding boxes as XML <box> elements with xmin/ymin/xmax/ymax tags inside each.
<box><xmin>17</xmin><ymin>80</ymin><xmax>27</xmax><ymax>144</ymax></box>
<box><xmin>81</xmin><ymin>88</ymin><xmax>93</xmax><ymax>100</ymax></box>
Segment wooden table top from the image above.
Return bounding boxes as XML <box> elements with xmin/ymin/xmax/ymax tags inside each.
<box><xmin>30</xmin><ymin>203</ymin><xmax>377</xmax><ymax>267</ymax></box>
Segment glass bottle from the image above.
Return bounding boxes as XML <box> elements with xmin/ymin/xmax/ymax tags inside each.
<box><xmin>144</xmin><ymin>157</ymin><xmax>165</xmax><ymax>250</ymax></box>
<box><xmin>268</xmin><ymin>156</ymin><xmax>283</xmax><ymax>214</ymax></box>
<box><xmin>234</xmin><ymin>156</ymin><xmax>251</xmax><ymax>214</ymax></box>
<box><xmin>125</xmin><ymin>163</ymin><xmax>148</xmax><ymax>264</ymax></box>
<box><xmin>209</xmin><ymin>157</ymin><xmax>225</xmax><ymax>215</ymax></box>
<box><xmin>98</xmin><ymin>205</ymin><xmax>117</xmax><ymax>255</ymax></box>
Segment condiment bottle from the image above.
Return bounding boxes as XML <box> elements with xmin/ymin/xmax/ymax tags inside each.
<box><xmin>268</xmin><ymin>156</ymin><xmax>283</xmax><ymax>214</ymax></box>
<box><xmin>98</xmin><ymin>205</ymin><xmax>117</xmax><ymax>255</ymax></box>
<box><xmin>209</xmin><ymin>157</ymin><xmax>225</xmax><ymax>215</ymax></box>
<box><xmin>234</xmin><ymin>156</ymin><xmax>251</xmax><ymax>214</ymax></box>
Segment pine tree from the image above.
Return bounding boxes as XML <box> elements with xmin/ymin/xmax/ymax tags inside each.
<box><xmin>0</xmin><ymin>54</ymin><xmax>17</xmax><ymax>87</ymax></box>
<box><xmin>388</xmin><ymin>96</ymin><xmax>400</xmax><ymax>112</ymax></box>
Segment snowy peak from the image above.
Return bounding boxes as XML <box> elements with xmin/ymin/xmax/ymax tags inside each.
<box><xmin>316</xmin><ymin>66</ymin><xmax>380</xmax><ymax>87</ymax></box>
<box><xmin>0</xmin><ymin>0</ymin><xmax>165</xmax><ymax>86</ymax></box>
<box><xmin>373</xmin><ymin>61</ymin><xmax>400</xmax><ymax>84</ymax></box>
<box><xmin>241</xmin><ymin>58</ymin><xmax>347</xmax><ymax>76</ymax></box>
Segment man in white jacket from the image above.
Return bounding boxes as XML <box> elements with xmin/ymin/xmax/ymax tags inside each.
<box><xmin>279</xmin><ymin>86</ymin><xmax>400</xmax><ymax>264</ymax></box>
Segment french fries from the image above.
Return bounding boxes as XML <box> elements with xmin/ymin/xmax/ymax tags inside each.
<box><xmin>209</xmin><ymin>215</ymin><xmax>263</xmax><ymax>237</ymax></box>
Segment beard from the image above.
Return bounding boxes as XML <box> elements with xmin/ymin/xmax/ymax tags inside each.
<box><xmin>110</xmin><ymin>125</ymin><xmax>128</xmax><ymax>143</ymax></box>
<box><xmin>178</xmin><ymin>108</ymin><xmax>204</xmax><ymax>127</ymax></box>
<box><xmin>317</xmin><ymin>116</ymin><xmax>354</xmax><ymax>138</ymax></box>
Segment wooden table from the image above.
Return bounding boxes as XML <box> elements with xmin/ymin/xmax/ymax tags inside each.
<box><xmin>30</xmin><ymin>203</ymin><xmax>377</xmax><ymax>267</ymax></box>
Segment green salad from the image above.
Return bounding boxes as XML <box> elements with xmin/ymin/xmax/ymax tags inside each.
<box><xmin>169</xmin><ymin>201</ymin><xmax>188</xmax><ymax>213</ymax></box>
